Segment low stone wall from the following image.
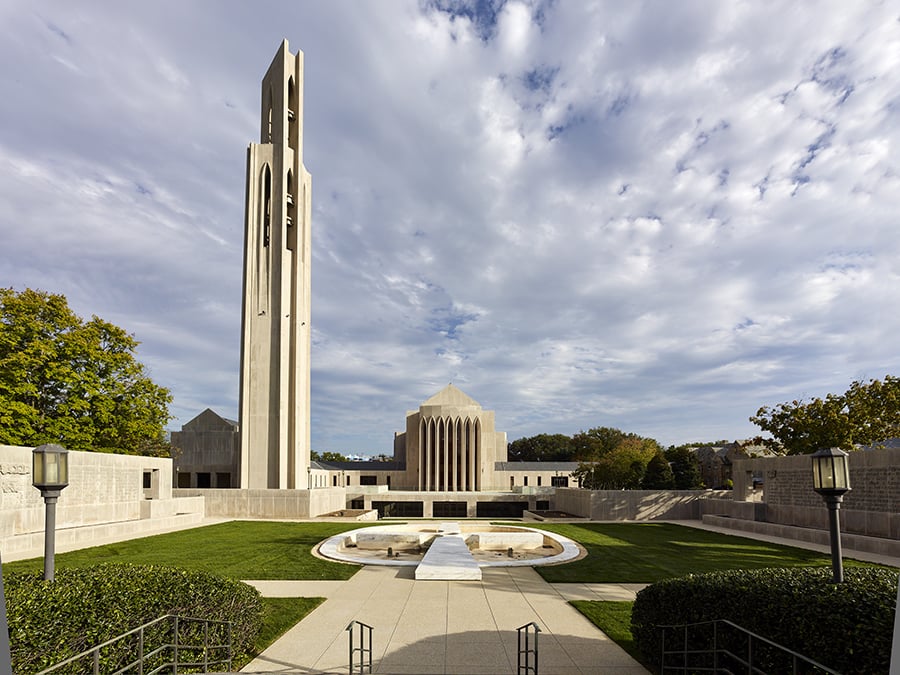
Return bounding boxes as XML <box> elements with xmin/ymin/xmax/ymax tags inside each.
<box><xmin>0</xmin><ymin>444</ymin><xmax>204</xmax><ymax>559</ymax></box>
<box><xmin>553</xmin><ymin>489</ymin><xmax>730</xmax><ymax>520</ymax></box>
<box><xmin>732</xmin><ymin>448</ymin><xmax>900</xmax><ymax>539</ymax></box>
<box><xmin>702</xmin><ymin>514</ymin><xmax>900</xmax><ymax>558</ymax></box>
<box><xmin>173</xmin><ymin>487</ymin><xmax>346</xmax><ymax>518</ymax></box>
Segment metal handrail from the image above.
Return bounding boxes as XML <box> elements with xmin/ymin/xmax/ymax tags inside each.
<box><xmin>658</xmin><ymin>618</ymin><xmax>840</xmax><ymax>674</ymax></box>
<box><xmin>35</xmin><ymin>614</ymin><xmax>233</xmax><ymax>675</ymax></box>
<box><xmin>346</xmin><ymin>620</ymin><xmax>373</xmax><ymax>674</ymax></box>
<box><xmin>517</xmin><ymin>621</ymin><xmax>541</xmax><ymax>675</ymax></box>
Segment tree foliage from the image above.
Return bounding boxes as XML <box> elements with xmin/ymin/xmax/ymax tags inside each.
<box><xmin>664</xmin><ymin>445</ymin><xmax>704</xmax><ymax>489</ymax></box>
<box><xmin>0</xmin><ymin>288</ymin><xmax>172</xmax><ymax>454</ymax></box>
<box><xmin>571</xmin><ymin>426</ymin><xmax>632</xmax><ymax>461</ymax></box>
<box><xmin>571</xmin><ymin>428</ymin><xmax>662</xmax><ymax>489</ymax></box>
<box><xmin>508</xmin><ymin>433</ymin><xmax>575</xmax><ymax>461</ymax></box>
<box><xmin>641</xmin><ymin>451</ymin><xmax>675</xmax><ymax>489</ymax></box>
<box><xmin>311</xmin><ymin>450</ymin><xmax>349</xmax><ymax>462</ymax></box>
<box><xmin>750</xmin><ymin>376</ymin><xmax>900</xmax><ymax>454</ymax></box>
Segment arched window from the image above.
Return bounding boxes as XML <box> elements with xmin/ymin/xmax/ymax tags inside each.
<box><xmin>287</xmin><ymin>76</ymin><xmax>298</xmax><ymax>149</ymax></box>
<box><xmin>256</xmin><ymin>164</ymin><xmax>271</xmax><ymax>313</ymax></box>
<box><xmin>263</xmin><ymin>165</ymin><xmax>272</xmax><ymax>247</ymax></box>
<box><xmin>286</xmin><ymin>170</ymin><xmax>296</xmax><ymax>250</ymax></box>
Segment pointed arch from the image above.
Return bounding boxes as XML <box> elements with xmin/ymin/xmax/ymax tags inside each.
<box><xmin>263</xmin><ymin>86</ymin><xmax>274</xmax><ymax>143</ymax></box>
<box><xmin>286</xmin><ymin>169</ymin><xmax>296</xmax><ymax>250</ymax></box>
<box><xmin>287</xmin><ymin>76</ymin><xmax>298</xmax><ymax>149</ymax></box>
<box><xmin>255</xmin><ymin>163</ymin><xmax>272</xmax><ymax>312</ymax></box>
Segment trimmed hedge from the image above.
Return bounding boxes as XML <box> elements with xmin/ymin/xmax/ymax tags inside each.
<box><xmin>5</xmin><ymin>563</ymin><xmax>263</xmax><ymax>673</ymax></box>
<box><xmin>631</xmin><ymin>566</ymin><xmax>899</xmax><ymax>675</ymax></box>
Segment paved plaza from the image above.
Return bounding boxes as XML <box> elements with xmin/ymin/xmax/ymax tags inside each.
<box><xmin>242</xmin><ymin>565</ymin><xmax>649</xmax><ymax>674</ymax></box>
<box><xmin>240</xmin><ymin>520</ymin><xmax>900</xmax><ymax>675</ymax></box>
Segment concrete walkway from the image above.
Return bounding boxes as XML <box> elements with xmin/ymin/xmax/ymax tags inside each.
<box><xmin>241</xmin><ymin>566</ymin><xmax>649</xmax><ymax>674</ymax></box>
<box><xmin>241</xmin><ymin>520</ymin><xmax>900</xmax><ymax>674</ymax></box>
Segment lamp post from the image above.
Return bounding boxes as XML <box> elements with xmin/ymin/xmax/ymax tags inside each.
<box><xmin>32</xmin><ymin>444</ymin><xmax>69</xmax><ymax>581</ymax></box>
<box><xmin>811</xmin><ymin>447</ymin><xmax>851</xmax><ymax>583</ymax></box>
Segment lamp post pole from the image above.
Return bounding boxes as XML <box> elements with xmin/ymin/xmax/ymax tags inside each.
<box><xmin>41</xmin><ymin>488</ymin><xmax>63</xmax><ymax>582</ymax></box>
<box><xmin>822</xmin><ymin>492</ymin><xmax>846</xmax><ymax>583</ymax></box>
<box><xmin>810</xmin><ymin>447</ymin><xmax>851</xmax><ymax>584</ymax></box>
<box><xmin>32</xmin><ymin>444</ymin><xmax>70</xmax><ymax>582</ymax></box>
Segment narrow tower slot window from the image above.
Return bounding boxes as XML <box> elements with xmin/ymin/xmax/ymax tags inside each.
<box><xmin>286</xmin><ymin>170</ymin><xmax>296</xmax><ymax>250</ymax></box>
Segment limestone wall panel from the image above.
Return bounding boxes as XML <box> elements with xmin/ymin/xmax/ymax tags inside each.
<box><xmin>0</xmin><ymin>445</ymin><xmax>174</xmax><ymax>538</ymax></box>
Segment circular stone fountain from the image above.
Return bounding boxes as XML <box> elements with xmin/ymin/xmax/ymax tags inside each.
<box><xmin>317</xmin><ymin>522</ymin><xmax>581</xmax><ymax>572</ymax></box>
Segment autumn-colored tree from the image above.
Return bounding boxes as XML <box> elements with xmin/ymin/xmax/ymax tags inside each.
<box><xmin>750</xmin><ymin>376</ymin><xmax>899</xmax><ymax>454</ymax></box>
<box><xmin>572</xmin><ymin>429</ymin><xmax>661</xmax><ymax>489</ymax></box>
<box><xmin>0</xmin><ymin>288</ymin><xmax>172</xmax><ymax>454</ymax></box>
<box><xmin>571</xmin><ymin>426</ymin><xmax>632</xmax><ymax>461</ymax></box>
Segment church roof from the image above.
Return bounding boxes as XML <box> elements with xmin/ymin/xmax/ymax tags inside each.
<box><xmin>182</xmin><ymin>408</ymin><xmax>239</xmax><ymax>431</ymax></box>
<box><xmin>422</xmin><ymin>383</ymin><xmax>481</xmax><ymax>408</ymax></box>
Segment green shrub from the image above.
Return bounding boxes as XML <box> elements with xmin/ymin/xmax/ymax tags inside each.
<box><xmin>631</xmin><ymin>566</ymin><xmax>898</xmax><ymax>675</ymax></box>
<box><xmin>5</xmin><ymin>563</ymin><xmax>262</xmax><ymax>673</ymax></box>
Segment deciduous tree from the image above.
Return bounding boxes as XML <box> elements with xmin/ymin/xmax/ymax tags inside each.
<box><xmin>642</xmin><ymin>451</ymin><xmax>675</xmax><ymax>489</ymax></box>
<box><xmin>0</xmin><ymin>288</ymin><xmax>172</xmax><ymax>454</ymax></box>
<box><xmin>507</xmin><ymin>433</ymin><xmax>574</xmax><ymax>461</ymax></box>
<box><xmin>664</xmin><ymin>445</ymin><xmax>703</xmax><ymax>489</ymax></box>
<box><xmin>572</xmin><ymin>430</ymin><xmax>661</xmax><ymax>489</ymax></box>
<box><xmin>750</xmin><ymin>376</ymin><xmax>899</xmax><ymax>454</ymax></box>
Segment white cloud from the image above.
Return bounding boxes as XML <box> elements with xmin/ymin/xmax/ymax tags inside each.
<box><xmin>0</xmin><ymin>0</ymin><xmax>898</xmax><ymax>452</ymax></box>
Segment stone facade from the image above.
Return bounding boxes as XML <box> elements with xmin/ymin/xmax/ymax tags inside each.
<box><xmin>315</xmin><ymin>385</ymin><xmax>579</xmax><ymax>493</ymax></box>
<box><xmin>554</xmin><ymin>488</ymin><xmax>729</xmax><ymax>520</ymax></box>
<box><xmin>395</xmin><ymin>384</ymin><xmax>507</xmax><ymax>491</ymax></box>
<box><xmin>709</xmin><ymin>447</ymin><xmax>900</xmax><ymax>543</ymax></box>
<box><xmin>239</xmin><ymin>39</ymin><xmax>313</xmax><ymax>489</ymax></box>
<box><xmin>0</xmin><ymin>445</ymin><xmax>203</xmax><ymax>558</ymax></box>
<box><xmin>170</xmin><ymin>408</ymin><xmax>240</xmax><ymax>488</ymax></box>
<box><xmin>172</xmin><ymin>487</ymin><xmax>345</xmax><ymax>519</ymax></box>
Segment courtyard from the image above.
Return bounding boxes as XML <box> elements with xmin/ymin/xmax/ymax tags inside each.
<box><xmin>5</xmin><ymin>518</ymin><xmax>896</xmax><ymax>673</ymax></box>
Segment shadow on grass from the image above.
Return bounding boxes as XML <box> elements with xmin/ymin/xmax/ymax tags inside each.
<box><xmin>528</xmin><ymin>522</ymin><xmax>847</xmax><ymax>583</ymax></box>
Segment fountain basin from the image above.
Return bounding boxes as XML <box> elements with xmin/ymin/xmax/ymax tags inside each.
<box><xmin>317</xmin><ymin>522</ymin><xmax>581</xmax><ymax>570</ymax></box>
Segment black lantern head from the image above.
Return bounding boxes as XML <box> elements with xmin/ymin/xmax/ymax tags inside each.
<box><xmin>32</xmin><ymin>444</ymin><xmax>69</xmax><ymax>490</ymax></box>
<box><xmin>811</xmin><ymin>447</ymin><xmax>851</xmax><ymax>496</ymax></box>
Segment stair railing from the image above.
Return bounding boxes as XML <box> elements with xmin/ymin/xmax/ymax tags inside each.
<box><xmin>35</xmin><ymin>614</ymin><xmax>232</xmax><ymax>675</ymax></box>
<box><xmin>346</xmin><ymin>620</ymin><xmax>373</xmax><ymax>674</ymax></box>
<box><xmin>517</xmin><ymin>621</ymin><xmax>541</xmax><ymax>675</ymax></box>
<box><xmin>658</xmin><ymin>618</ymin><xmax>840</xmax><ymax>674</ymax></box>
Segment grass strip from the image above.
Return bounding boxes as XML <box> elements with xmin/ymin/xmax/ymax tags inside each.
<box><xmin>570</xmin><ymin>600</ymin><xmax>642</xmax><ymax>663</ymax></box>
<box><xmin>2</xmin><ymin>520</ymin><xmax>374</xmax><ymax>579</ymax></box>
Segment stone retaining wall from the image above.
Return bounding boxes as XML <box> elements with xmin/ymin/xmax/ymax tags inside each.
<box><xmin>173</xmin><ymin>487</ymin><xmax>346</xmax><ymax>518</ymax></box>
<box><xmin>0</xmin><ymin>444</ymin><xmax>204</xmax><ymax>558</ymax></box>
<box><xmin>730</xmin><ymin>447</ymin><xmax>900</xmax><ymax>539</ymax></box>
<box><xmin>553</xmin><ymin>488</ymin><xmax>731</xmax><ymax>520</ymax></box>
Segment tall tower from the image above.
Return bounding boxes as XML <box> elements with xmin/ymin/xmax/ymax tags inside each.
<box><xmin>239</xmin><ymin>40</ymin><xmax>312</xmax><ymax>489</ymax></box>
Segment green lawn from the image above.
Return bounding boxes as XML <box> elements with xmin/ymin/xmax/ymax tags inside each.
<box><xmin>2</xmin><ymin>520</ymin><xmax>372</xmax><ymax>579</ymax></box>
<box><xmin>6</xmin><ymin>519</ymin><xmax>885</xmax><ymax>671</ymax></box>
<box><xmin>530</xmin><ymin>522</ymin><xmax>891</xmax><ymax>670</ymax></box>
<box><xmin>570</xmin><ymin>600</ymin><xmax>641</xmax><ymax>662</ymax></box>
<box><xmin>527</xmin><ymin>522</ymin><xmax>856</xmax><ymax>582</ymax></box>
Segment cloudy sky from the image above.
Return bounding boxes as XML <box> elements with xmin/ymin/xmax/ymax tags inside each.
<box><xmin>1</xmin><ymin>1</ymin><xmax>898</xmax><ymax>454</ymax></box>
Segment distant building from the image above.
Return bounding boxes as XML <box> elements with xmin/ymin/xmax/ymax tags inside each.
<box><xmin>170</xmin><ymin>409</ymin><xmax>240</xmax><ymax>488</ymax></box>
<box><xmin>694</xmin><ymin>441</ymin><xmax>774</xmax><ymax>489</ymax></box>
<box><xmin>314</xmin><ymin>384</ymin><xmax>578</xmax><ymax>493</ymax></box>
<box><xmin>172</xmin><ymin>386</ymin><xmax>579</xmax><ymax>499</ymax></box>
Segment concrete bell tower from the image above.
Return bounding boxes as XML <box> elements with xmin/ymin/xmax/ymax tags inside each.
<box><xmin>239</xmin><ymin>40</ymin><xmax>312</xmax><ymax>489</ymax></box>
